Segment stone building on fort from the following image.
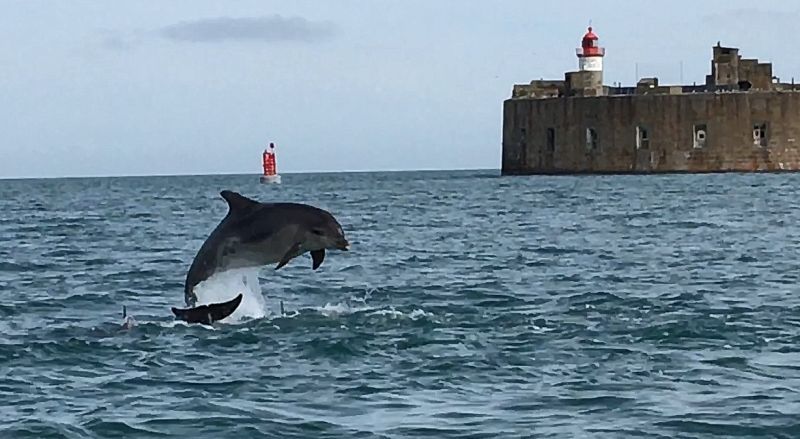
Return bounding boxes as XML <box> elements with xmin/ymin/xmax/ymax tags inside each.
<box><xmin>501</xmin><ymin>27</ymin><xmax>800</xmax><ymax>175</ymax></box>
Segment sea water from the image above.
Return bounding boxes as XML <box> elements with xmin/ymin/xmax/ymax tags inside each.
<box><xmin>1</xmin><ymin>170</ymin><xmax>799</xmax><ymax>438</ymax></box>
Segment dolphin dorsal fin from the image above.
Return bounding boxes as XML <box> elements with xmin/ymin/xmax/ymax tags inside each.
<box><xmin>220</xmin><ymin>190</ymin><xmax>260</xmax><ymax>214</ymax></box>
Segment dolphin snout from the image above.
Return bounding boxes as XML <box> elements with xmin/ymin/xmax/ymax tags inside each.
<box><xmin>336</xmin><ymin>238</ymin><xmax>350</xmax><ymax>251</ymax></box>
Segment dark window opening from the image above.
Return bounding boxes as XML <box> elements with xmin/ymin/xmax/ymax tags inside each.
<box><xmin>693</xmin><ymin>124</ymin><xmax>707</xmax><ymax>149</ymax></box>
<box><xmin>585</xmin><ymin>128</ymin><xmax>598</xmax><ymax>151</ymax></box>
<box><xmin>753</xmin><ymin>123</ymin><xmax>768</xmax><ymax>147</ymax></box>
<box><xmin>546</xmin><ymin>128</ymin><xmax>556</xmax><ymax>152</ymax></box>
<box><xmin>636</xmin><ymin>126</ymin><xmax>649</xmax><ymax>150</ymax></box>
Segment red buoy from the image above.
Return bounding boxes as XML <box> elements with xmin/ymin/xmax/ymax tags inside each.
<box><xmin>260</xmin><ymin>142</ymin><xmax>282</xmax><ymax>184</ymax></box>
<box><xmin>263</xmin><ymin>142</ymin><xmax>277</xmax><ymax>176</ymax></box>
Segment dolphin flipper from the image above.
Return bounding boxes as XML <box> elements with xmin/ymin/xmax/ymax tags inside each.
<box><xmin>171</xmin><ymin>293</ymin><xmax>243</xmax><ymax>325</ymax></box>
<box><xmin>275</xmin><ymin>242</ymin><xmax>302</xmax><ymax>270</ymax></box>
<box><xmin>311</xmin><ymin>249</ymin><xmax>325</xmax><ymax>270</ymax></box>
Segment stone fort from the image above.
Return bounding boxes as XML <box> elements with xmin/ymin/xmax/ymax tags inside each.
<box><xmin>501</xmin><ymin>27</ymin><xmax>800</xmax><ymax>175</ymax></box>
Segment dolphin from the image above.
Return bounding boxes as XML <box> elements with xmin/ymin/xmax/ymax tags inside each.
<box><xmin>182</xmin><ymin>190</ymin><xmax>350</xmax><ymax>307</ymax></box>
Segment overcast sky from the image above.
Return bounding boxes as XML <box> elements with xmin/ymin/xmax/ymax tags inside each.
<box><xmin>1</xmin><ymin>0</ymin><xmax>798</xmax><ymax>178</ymax></box>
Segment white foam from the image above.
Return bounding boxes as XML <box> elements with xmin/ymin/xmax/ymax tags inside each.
<box><xmin>161</xmin><ymin>319</ymin><xmax>217</xmax><ymax>330</ymax></box>
<box><xmin>191</xmin><ymin>268</ymin><xmax>269</xmax><ymax>324</ymax></box>
<box><xmin>368</xmin><ymin>307</ymin><xmax>435</xmax><ymax>321</ymax></box>
<box><xmin>369</xmin><ymin>308</ymin><xmax>405</xmax><ymax>319</ymax></box>
<box><xmin>317</xmin><ymin>301</ymin><xmax>374</xmax><ymax>318</ymax></box>
<box><xmin>315</xmin><ymin>287</ymin><xmax>379</xmax><ymax>318</ymax></box>
<box><xmin>408</xmin><ymin>309</ymin><xmax>434</xmax><ymax>320</ymax></box>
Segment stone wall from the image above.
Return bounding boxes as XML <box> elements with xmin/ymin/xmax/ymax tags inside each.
<box><xmin>513</xmin><ymin>80</ymin><xmax>564</xmax><ymax>99</ymax></box>
<box><xmin>501</xmin><ymin>91</ymin><xmax>800</xmax><ymax>174</ymax></box>
<box><xmin>739</xmin><ymin>59</ymin><xmax>773</xmax><ymax>90</ymax></box>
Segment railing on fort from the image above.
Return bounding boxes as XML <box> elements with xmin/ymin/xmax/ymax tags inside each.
<box><xmin>605</xmin><ymin>84</ymin><xmax>740</xmax><ymax>96</ymax></box>
<box><xmin>510</xmin><ymin>81</ymin><xmax>800</xmax><ymax>100</ymax></box>
<box><xmin>608</xmin><ymin>87</ymin><xmax>636</xmax><ymax>96</ymax></box>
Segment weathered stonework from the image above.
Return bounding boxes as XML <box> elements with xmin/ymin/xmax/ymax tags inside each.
<box><xmin>502</xmin><ymin>43</ymin><xmax>800</xmax><ymax>175</ymax></box>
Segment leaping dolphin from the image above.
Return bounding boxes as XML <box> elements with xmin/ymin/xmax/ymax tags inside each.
<box><xmin>182</xmin><ymin>190</ymin><xmax>350</xmax><ymax>308</ymax></box>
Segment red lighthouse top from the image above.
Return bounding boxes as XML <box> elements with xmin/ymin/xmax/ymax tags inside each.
<box><xmin>577</xmin><ymin>26</ymin><xmax>604</xmax><ymax>57</ymax></box>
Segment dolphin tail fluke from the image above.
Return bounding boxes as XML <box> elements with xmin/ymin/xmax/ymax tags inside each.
<box><xmin>171</xmin><ymin>293</ymin><xmax>243</xmax><ymax>325</ymax></box>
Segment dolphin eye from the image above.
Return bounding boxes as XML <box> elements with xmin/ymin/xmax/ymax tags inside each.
<box><xmin>312</xmin><ymin>229</ymin><xmax>324</xmax><ymax>236</ymax></box>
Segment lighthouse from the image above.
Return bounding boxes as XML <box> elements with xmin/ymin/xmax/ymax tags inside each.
<box><xmin>574</xmin><ymin>26</ymin><xmax>605</xmax><ymax>96</ymax></box>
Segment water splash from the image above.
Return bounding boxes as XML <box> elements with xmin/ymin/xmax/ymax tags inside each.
<box><xmin>316</xmin><ymin>286</ymin><xmax>379</xmax><ymax>317</ymax></box>
<box><xmin>191</xmin><ymin>268</ymin><xmax>269</xmax><ymax>323</ymax></box>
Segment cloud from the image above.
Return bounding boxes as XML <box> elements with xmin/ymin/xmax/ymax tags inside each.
<box><xmin>100</xmin><ymin>32</ymin><xmax>136</xmax><ymax>51</ymax></box>
<box><xmin>158</xmin><ymin>15</ymin><xmax>337</xmax><ymax>44</ymax></box>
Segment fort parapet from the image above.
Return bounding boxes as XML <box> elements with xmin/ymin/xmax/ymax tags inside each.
<box><xmin>501</xmin><ymin>29</ymin><xmax>800</xmax><ymax>175</ymax></box>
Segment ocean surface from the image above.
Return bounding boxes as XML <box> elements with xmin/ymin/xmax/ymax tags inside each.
<box><xmin>1</xmin><ymin>169</ymin><xmax>800</xmax><ymax>438</ymax></box>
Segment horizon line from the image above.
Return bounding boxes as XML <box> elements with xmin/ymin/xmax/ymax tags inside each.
<box><xmin>0</xmin><ymin>166</ymin><xmax>499</xmax><ymax>181</ymax></box>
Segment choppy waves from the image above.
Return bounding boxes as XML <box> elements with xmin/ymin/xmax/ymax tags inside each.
<box><xmin>1</xmin><ymin>171</ymin><xmax>800</xmax><ymax>437</ymax></box>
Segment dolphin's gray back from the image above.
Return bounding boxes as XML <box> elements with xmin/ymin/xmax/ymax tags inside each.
<box><xmin>183</xmin><ymin>193</ymin><xmax>333</xmax><ymax>305</ymax></box>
